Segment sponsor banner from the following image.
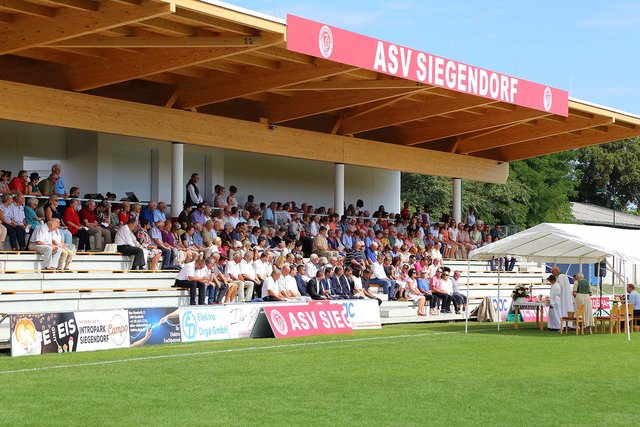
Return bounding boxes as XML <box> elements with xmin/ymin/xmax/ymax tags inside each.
<box><xmin>591</xmin><ymin>295</ymin><xmax>612</xmax><ymax>311</ymax></box>
<box><xmin>287</xmin><ymin>15</ymin><xmax>569</xmax><ymax>116</ymax></box>
<box><xmin>491</xmin><ymin>295</ymin><xmax>512</xmax><ymax>322</ymax></box>
<box><xmin>73</xmin><ymin>310</ymin><xmax>130</xmax><ymax>353</ymax></box>
<box><xmin>520</xmin><ymin>307</ymin><xmax>549</xmax><ymax>322</ymax></box>
<box><xmin>11</xmin><ymin>309</ymin><xmax>130</xmax><ymax>357</ymax></box>
<box><xmin>11</xmin><ymin>312</ymin><xmax>78</xmax><ymax>357</ymax></box>
<box><xmin>179</xmin><ymin>306</ymin><xmax>230</xmax><ymax>342</ymax></box>
<box><xmin>329</xmin><ymin>299</ymin><xmax>382</xmax><ymax>329</ymax></box>
<box><xmin>128</xmin><ymin>307</ymin><xmax>181</xmax><ymax>347</ymax></box>
<box><xmin>262</xmin><ymin>302</ymin><xmax>353</xmax><ymax>338</ymax></box>
<box><xmin>226</xmin><ymin>303</ymin><xmax>266</xmax><ymax>339</ymax></box>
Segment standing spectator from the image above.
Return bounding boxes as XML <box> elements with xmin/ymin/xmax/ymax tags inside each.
<box><xmin>212</xmin><ymin>185</ymin><xmax>227</xmax><ymax>208</ymax></box>
<box><xmin>50</xmin><ymin>164</ymin><xmax>68</xmax><ymax>217</ymax></box>
<box><xmin>185</xmin><ymin>173</ymin><xmax>203</xmax><ymax>207</ymax></box>
<box><xmin>64</xmin><ymin>198</ymin><xmax>91</xmax><ymax>251</ymax></box>
<box><xmin>114</xmin><ymin>218</ymin><xmax>146</xmax><ymax>270</ymax></box>
<box><xmin>79</xmin><ymin>200</ymin><xmax>111</xmax><ymax>251</ymax></box>
<box><xmin>8</xmin><ymin>170</ymin><xmax>28</xmax><ymax>194</ymax></box>
<box><xmin>227</xmin><ymin>185</ymin><xmax>238</xmax><ymax>208</ymax></box>
<box><xmin>244</xmin><ymin>195</ymin><xmax>257</xmax><ymax>212</ymax></box>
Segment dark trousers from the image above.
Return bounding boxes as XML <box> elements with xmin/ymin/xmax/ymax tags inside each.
<box><xmin>117</xmin><ymin>245</ymin><xmax>145</xmax><ymax>270</ymax></box>
<box><xmin>160</xmin><ymin>247</ymin><xmax>173</xmax><ymax>269</ymax></box>
<box><xmin>207</xmin><ymin>284</ymin><xmax>228</xmax><ymax>304</ymax></box>
<box><xmin>6</xmin><ymin>224</ymin><xmax>26</xmax><ymax>250</ymax></box>
<box><xmin>453</xmin><ymin>293</ymin><xmax>467</xmax><ymax>308</ymax></box>
<box><xmin>263</xmin><ymin>295</ymin><xmax>281</xmax><ymax>302</ymax></box>
<box><xmin>174</xmin><ymin>279</ymin><xmax>205</xmax><ymax>305</ymax></box>
<box><xmin>433</xmin><ymin>291</ymin><xmax>455</xmax><ymax>311</ymax></box>
<box><xmin>75</xmin><ymin>228</ymin><xmax>91</xmax><ymax>251</ymax></box>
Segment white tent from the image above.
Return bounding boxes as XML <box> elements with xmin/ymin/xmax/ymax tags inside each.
<box><xmin>465</xmin><ymin>223</ymin><xmax>640</xmax><ymax>339</ymax></box>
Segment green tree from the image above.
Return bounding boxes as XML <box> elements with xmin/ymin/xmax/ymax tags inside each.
<box><xmin>574</xmin><ymin>137</ymin><xmax>640</xmax><ymax>209</ymax></box>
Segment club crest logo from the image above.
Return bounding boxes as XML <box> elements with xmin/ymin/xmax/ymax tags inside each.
<box><xmin>318</xmin><ymin>25</ymin><xmax>334</xmax><ymax>58</ymax></box>
<box><xmin>543</xmin><ymin>86</ymin><xmax>553</xmax><ymax>112</ymax></box>
<box><xmin>270</xmin><ymin>310</ymin><xmax>288</xmax><ymax>335</ymax></box>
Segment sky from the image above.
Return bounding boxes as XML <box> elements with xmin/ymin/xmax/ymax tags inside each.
<box><xmin>216</xmin><ymin>0</ymin><xmax>640</xmax><ymax>115</ymax></box>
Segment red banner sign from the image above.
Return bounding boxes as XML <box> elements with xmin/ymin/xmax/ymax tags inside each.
<box><xmin>263</xmin><ymin>302</ymin><xmax>353</xmax><ymax>338</ymax></box>
<box><xmin>287</xmin><ymin>15</ymin><xmax>569</xmax><ymax>116</ymax></box>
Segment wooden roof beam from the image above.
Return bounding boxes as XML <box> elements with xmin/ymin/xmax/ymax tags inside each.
<box><xmin>340</xmin><ymin>94</ymin><xmax>494</xmax><ymax>135</ymax></box>
<box><xmin>175</xmin><ymin>61</ymin><xmax>360</xmax><ymax>109</ymax></box>
<box><xmin>0</xmin><ymin>0</ymin><xmax>174</xmax><ymax>55</ymax></box>
<box><xmin>44</xmin><ymin>0</ymin><xmax>98</xmax><ymax>12</ymax></box>
<box><xmin>68</xmin><ymin>37</ymin><xmax>281</xmax><ymax>91</ymax></box>
<box><xmin>475</xmin><ymin>125</ymin><xmax>639</xmax><ymax>162</ymax></box>
<box><xmin>173</xmin><ymin>6</ymin><xmax>256</xmax><ymax>35</ymax></box>
<box><xmin>0</xmin><ymin>0</ymin><xmax>55</xmax><ymax>18</ymax></box>
<box><xmin>457</xmin><ymin>115</ymin><xmax>615</xmax><ymax>154</ymax></box>
<box><xmin>52</xmin><ymin>35</ymin><xmax>271</xmax><ymax>48</ymax></box>
<box><xmin>266</xmin><ymin>88</ymin><xmax>420</xmax><ymax>124</ymax></box>
<box><xmin>279</xmin><ymin>80</ymin><xmax>425</xmax><ymax>91</ymax></box>
<box><xmin>401</xmin><ymin>107</ymin><xmax>549</xmax><ymax>146</ymax></box>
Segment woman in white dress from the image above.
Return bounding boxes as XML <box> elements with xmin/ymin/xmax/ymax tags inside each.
<box><xmin>406</xmin><ymin>268</ymin><xmax>427</xmax><ymax>316</ymax></box>
<box><xmin>547</xmin><ymin>274</ymin><xmax>561</xmax><ymax>331</ymax></box>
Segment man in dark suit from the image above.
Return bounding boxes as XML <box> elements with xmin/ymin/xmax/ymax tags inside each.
<box><xmin>295</xmin><ymin>264</ymin><xmax>310</xmax><ymax>298</ymax></box>
<box><xmin>343</xmin><ymin>267</ymin><xmax>364</xmax><ymax>299</ymax></box>
<box><xmin>306</xmin><ymin>270</ymin><xmax>326</xmax><ymax>300</ymax></box>
<box><xmin>334</xmin><ymin>266</ymin><xmax>357</xmax><ymax>299</ymax></box>
<box><xmin>322</xmin><ymin>267</ymin><xmax>339</xmax><ymax>300</ymax></box>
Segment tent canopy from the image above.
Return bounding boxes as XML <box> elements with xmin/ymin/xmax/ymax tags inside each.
<box><xmin>469</xmin><ymin>223</ymin><xmax>640</xmax><ymax>264</ymax></box>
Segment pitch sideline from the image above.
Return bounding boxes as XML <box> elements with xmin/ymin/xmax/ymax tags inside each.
<box><xmin>0</xmin><ymin>328</ymin><xmax>498</xmax><ymax>375</ymax></box>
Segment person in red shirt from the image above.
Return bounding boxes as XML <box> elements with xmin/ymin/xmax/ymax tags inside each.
<box><xmin>8</xmin><ymin>170</ymin><xmax>28</xmax><ymax>194</ymax></box>
<box><xmin>400</xmin><ymin>201</ymin><xmax>411</xmax><ymax>220</ymax></box>
<box><xmin>64</xmin><ymin>199</ymin><xmax>91</xmax><ymax>251</ymax></box>
<box><xmin>79</xmin><ymin>200</ymin><xmax>112</xmax><ymax>251</ymax></box>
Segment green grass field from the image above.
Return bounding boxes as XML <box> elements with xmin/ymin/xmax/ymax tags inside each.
<box><xmin>1</xmin><ymin>323</ymin><xmax>638</xmax><ymax>426</ymax></box>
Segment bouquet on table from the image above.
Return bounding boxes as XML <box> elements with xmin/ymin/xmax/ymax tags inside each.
<box><xmin>511</xmin><ymin>284</ymin><xmax>530</xmax><ymax>302</ymax></box>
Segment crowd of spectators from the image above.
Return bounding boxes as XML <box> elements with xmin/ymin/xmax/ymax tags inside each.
<box><xmin>1</xmin><ymin>167</ymin><xmax>512</xmax><ymax>313</ymax></box>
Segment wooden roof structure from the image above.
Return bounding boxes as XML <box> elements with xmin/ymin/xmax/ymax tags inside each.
<box><xmin>1</xmin><ymin>0</ymin><xmax>639</xmax><ymax>184</ymax></box>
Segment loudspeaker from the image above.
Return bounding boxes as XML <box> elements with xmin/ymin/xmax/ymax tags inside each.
<box><xmin>595</xmin><ymin>260</ymin><xmax>607</xmax><ymax>277</ymax></box>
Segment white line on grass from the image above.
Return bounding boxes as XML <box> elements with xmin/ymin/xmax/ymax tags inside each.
<box><xmin>0</xmin><ymin>328</ymin><xmax>494</xmax><ymax>375</ymax></box>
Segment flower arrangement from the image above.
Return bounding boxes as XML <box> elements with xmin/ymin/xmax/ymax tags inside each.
<box><xmin>511</xmin><ymin>284</ymin><xmax>530</xmax><ymax>301</ymax></box>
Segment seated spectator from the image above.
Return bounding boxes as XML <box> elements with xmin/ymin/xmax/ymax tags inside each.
<box><xmin>80</xmin><ymin>200</ymin><xmax>112</xmax><ymax>251</ymax></box>
<box><xmin>451</xmin><ymin>271</ymin><xmax>468</xmax><ymax>314</ymax></box>
<box><xmin>114</xmin><ymin>218</ymin><xmax>146</xmax><ymax>270</ymax></box>
<box><xmin>150</xmin><ymin>219</ymin><xmax>176</xmax><ymax>270</ymax></box>
<box><xmin>44</xmin><ymin>195</ymin><xmax>72</xmax><ymax>245</ymax></box>
<box><xmin>227</xmin><ymin>251</ymin><xmax>253</xmax><ymax>302</ymax></box>
<box><xmin>416</xmin><ymin>270</ymin><xmax>435</xmax><ymax>314</ymax></box>
<box><xmin>405</xmin><ymin>269</ymin><xmax>427</xmax><ymax>316</ymax></box>
<box><xmin>63</xmin><ymin>198</ymin><xmax>90</xmax><ymax>251</ymax></box>
<box><xmin>437</xmin><ymin>270</ymin><xmax>458</xmax><ymax>314</ymax></box>
<box><xmin>178</xmin><ymin>203</ymin><xmax>193</xmax><ymax>228</ymax></box>
<box><xmin>212</xmin><ymin>185</ymin><xmax>227</xmax><ymax>208</ymax></box>
<box><xmin>8</xmin><ymin>170</ymin><xmax>28</xmax><ymax>194</ymax></box>
<box><xmin>37</xmin><ymin>173</ymin><xmax>58</xmax><ymax>197</ymax></box>
<box><xmin>136</xmin><ymin>219</ymin><xmax>162</xmax><ymax>271</ymax></box>
<box><xmin>0</xmin><ymin>194</ymin><xmax>27</xmax><ymax>250</ymax></box>
<box><xmin>172</xmin><ymin>256</ymin><xmax>207</xmax><ymax>306</ymax></box>
<box><xmin>306</xmin><ymin>269</ymin><xmax>327</xmax><ymax>300</ymax></box>
<box><xmin>26</xmin><ymin>173</ymin><xmax>42</xmax><ymax>196</ymax></box>
<box><xmin>0</xmin><ymin>170</ymin><xmax>10</xmax><ymax>193</ymax></box>
<box><xmin>24</xmin><ymin>197</ymin><xmax>44</xmax><ymax>230</ymax></box>
<box><xmin>240</xmin><ymin>251</ymin><xmax>259</xmax><ymax>296</ymax></box>
<box><xmin>295</xmin><ymin>264</ymin><xmax>311</xmax><ymax>298</ymax></box>
<box><xmin>96</xmin><ymin>200</ymin><xmax>117</xmax><ymax>240</ymax></box>
<box><xmin>344</xmin><ymin>241</ymin><xmax>366</xmax><ymax>277</ymax></box>
<box><xmin>203</xmin><ymin>256</ymin><xmax>227</xmax><ymax>305</ymax></box>
<box><xmin>190</xmin><ymin>203</ymin><xmax>207</xmax><ymax>226</ymax></box>
<box><xmin>30</xmin><ymin>219</ymin><xmax>74</xmax><ymax>270</ymax></box>
<box><xmin>370</xmin><ymin>254</ymin><xmax>395</xmax><ymax>300</ymax></box>
<box><xmin>261</xmin><ymin>268</ymin><xmax>287</xmax><ymax>302</ymax></box>
<box><xmin>161</xmin><ymin>220</ymin><xmax>187</xmax><ymax>265</ymax></box>
<box><xmin>359</xmin><ymin>268</ymin><xmax>383</xmax><ymax>304</ymax></box>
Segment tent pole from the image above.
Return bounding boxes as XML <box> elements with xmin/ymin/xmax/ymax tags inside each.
<box><xmin>497</xmin><ymin>267</ymin><xmax>501</xmax><ymax>331</ymax></box>
<box><xmin>465</xmin><ymin>259</ymin><xmax>470</xmax><ymax>333</ymax></box>
<box><xmin>623</xmin><ymin>259</ymin><xmax>631</xmax><ymax>342</ymax></box>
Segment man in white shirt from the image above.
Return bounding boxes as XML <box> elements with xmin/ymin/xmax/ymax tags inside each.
<box><xmin>282</xmin><ymin>264</ymin><xmax>303</xmax><ymax>300</ymax></box>
<box><xmin>173</xmin><ymin>257</ymin><xmax>207</xmax><ymax>305</ymax></box>
<box><xmin>254</xmin><ymin>251</ymin><xmax>272</xmax><ymax>294</ymax></box>
<box><xmin>227</xmin><ymin>251</ymin><xmax>254</xmax><ymax>302</ymax></box>
<box><xmin>370</xmin><ymin>254</ymin><xmax>394</xmax><ymax>300</ymax></box>
<box><xmin>3</xmin><ymin>194</ymin><xmax>27</xmax><ymax>250</ymax></box>
<box><xmin>114</xmin><ymin>219</ymin><xmax>146</xmax><ymax>270</ymax></box>
<box><xmin>240</xmin><ymin>251</ymin><xmax>259</xmax><ymax>291</ymax></box>
<box><xmin>305</xmin><ymin>253</ymin><xmax>319</xmax><ymax>279</ymax></box>
<box><xmin>439</xmin><ymin>270</ymin><xmax>458</xmax><ymax>314</ymax></box>
<box><xmin>261</xmin><ymin>268</ymin><xmax>286</xmax><ymax>302</ymax></box>
<box><xmin>30</xmin><ymin>219</ymin><xmax>71</xmax><ymax>270</ymax></box>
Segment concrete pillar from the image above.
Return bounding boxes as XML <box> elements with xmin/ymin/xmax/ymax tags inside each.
<box><xmin>171</xmin><ymin>142</ymin><xmax>184</xmax><ymax>217</ymax></box>
<box><xmin>452</xmin><ymin>178</ymin><xmax>462</xmax><ymax>224</ymax></box>
<box><xmin>334</xmin><ymin>163</ymin><xmax>345</xmax><ymax>215</ymax></box>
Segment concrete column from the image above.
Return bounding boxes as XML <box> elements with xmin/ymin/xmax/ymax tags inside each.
<box><xmin>334</xmin><ymin>163</ymin><xmax>345</xmax><ymax>215</ymax></box>
<box><xmin>171</xmin><ymin>142</ymin><xmax>184</xmax><ymax>218</ymax></box>
<box><xmin>452</xmin><ymin>178</ymin><xmax>462</xmax><ymax>224</ymax></box>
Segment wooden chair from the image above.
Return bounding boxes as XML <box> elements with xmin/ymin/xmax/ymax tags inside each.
<box><xmin>561</xmin><ymin>305</ymin><xmax>585</xmax><ymax>335</ymax></box>
<box><xmin>595</xmin><ymin>303</ymin><xmax>619</xmax><ymax>334</ymax></box>
<box><xmin>614</xmin><ymin>303</ymin><xmax>635</xmax><ymax>334</ymax></box>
